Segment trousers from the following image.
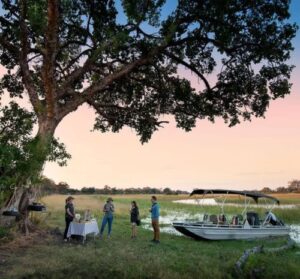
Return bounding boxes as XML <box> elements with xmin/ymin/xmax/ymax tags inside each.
<box><xmin>151</xmin><ymin>219</ymin><xmax>160</xmax><ymax>241</ymax></box>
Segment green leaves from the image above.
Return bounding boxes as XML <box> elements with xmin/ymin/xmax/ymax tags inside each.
<box><xmin>0</xmin><ymin>102</ymin><xmax>35</xmax><ymax>190</ymax></box>
<box><xmin>27</xmin><ymin>0</ymin><xmax>47</xmax><ymax>36</ymax></box>
<box><xmin>0</xmin><ymin>0</ymin><xmax>297</xmax><ymax>144</ymax></box>
<box><xmin>47</xmin><ymin>138</ymin><xmax>71</xmax><ymax>167</ymax></box>
<box><xmin>0</xmin><ymin>72</ymin><xmax>25</xmax><ymax>98</ymax></box>
<box><xmin>122</xmin><ymin>0</ymin><xmax>166</xmax><ymax>26</ymax></box>
<box><xmin>0</xmin><ymin>102</ymin><xmax>71</xmax><ymax>190</ymax></box>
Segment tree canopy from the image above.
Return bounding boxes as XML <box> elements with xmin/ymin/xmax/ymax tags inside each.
<box><xmin>0</xmin><ymin>0</ymin><xmax>297</xmax><ymax>144</ymax></box>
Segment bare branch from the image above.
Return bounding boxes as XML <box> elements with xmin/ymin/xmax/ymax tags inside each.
<box><xmin>58</xmin><ymin>48</ymin><xmax>93</xmax><ymax>82</ymax></box>
<box><xmin>164</xmin><ymin>50</ymin><xmax>211</xmax><ymax>91</ymax></box>
<box><xmin>27</xmin><ymin>53</ymin><xmax>42</xmax><ymax>64</ymax></box>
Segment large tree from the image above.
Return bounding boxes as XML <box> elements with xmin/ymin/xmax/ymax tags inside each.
<box><xmin>0</xmin><ymin>0</ymin><xmax>297</xmax><ymax>230</ymax></box>
<box><xmin>0</xmin><ymin>102</ymin><xmax>69</xmax><ymax>233</ymax></box>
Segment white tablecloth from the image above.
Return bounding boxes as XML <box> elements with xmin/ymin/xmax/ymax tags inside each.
<box><xmin>67</xmin><ymin>220</ymin><xmax>99</xmax><ymax>241</ymax></box>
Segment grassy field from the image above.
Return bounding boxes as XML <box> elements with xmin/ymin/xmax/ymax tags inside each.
<box><xmin>0</xmin><ymin>194</ymin><xmax>299</xmax><ymax>279</ymax></box>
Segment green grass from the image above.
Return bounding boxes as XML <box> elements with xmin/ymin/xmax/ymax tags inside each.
<box><xmin>0</xmin><ymin>194</ymin><xmax>299</xmax><ymax>279</ymax></box>
<box><xmin>0</xmin><ymin>226</ymin><xmax>10</xmax><ymax>239</ymax></box>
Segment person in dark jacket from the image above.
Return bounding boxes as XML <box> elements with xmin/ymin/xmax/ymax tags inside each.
<box><xmin>130</xmin><ymin>201</ymin><xmax>139</xmax><ymax>238</ymax></box>
<box><xmin>63</xmin><ymin>196</ymin><xmax>75</xmax><ymax>241</ymax></box>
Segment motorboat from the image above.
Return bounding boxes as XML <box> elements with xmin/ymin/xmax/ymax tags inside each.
<box><xmin>173</xmin><ymin>189</ymin><xmax>290</xmax><ymax>240</ymax></box>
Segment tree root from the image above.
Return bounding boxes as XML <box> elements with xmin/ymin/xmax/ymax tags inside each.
<box><xmin>0</xmin><ymin>187</ymin><xmax>36</xmax><ymax>235</ymax></box>
<box><xmin>235</xmin><ymin>237</ymin><xmax>296</xmax><ymax>274</ymax></box>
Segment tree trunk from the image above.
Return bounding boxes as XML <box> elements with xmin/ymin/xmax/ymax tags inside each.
<box><xmin>0</xmin><ymin>188</ymin><xmax>23</xmax><ymax>227</ymax></box>
<box><xmin>22</xmin><ymin>120</ymin><xmax>57</xmax><ymax>235</ymax></box>
<box><xmin>0</xmin><ymin>119</ymin><xmax>57</xmax><ymax>235</ymax></box>
<box><xmin>17</xmin><ymin>188</ymin><xmax>34</xmax><ymax>235</ymax></box>
<box><xmin>27</xmin><ymin>119</ymin><xmax>57</xmax><ymax>180</ymax></box>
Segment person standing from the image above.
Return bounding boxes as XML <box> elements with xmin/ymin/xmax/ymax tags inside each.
<box><xmin>63</xmin><ymin>196</ymin><xmax>75</xmax><ymax>241</ymax></box>
<box><xmin>100</xmin><ymin>197</ymin><xmax>114</xmax><ymax>238</ymax></box>
<box><xmin>150</xmin><ymin>196</ymin><xmax>160</xmax><ymax>244</ymax></box>
<box><xmin>130</xmin><ymin>201</ymin><xmax>140</xmax><ymax>239</ymax></box>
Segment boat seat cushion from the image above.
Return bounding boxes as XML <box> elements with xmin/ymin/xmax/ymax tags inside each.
<box><xmin>209</xmin><ymin>214</ymin><xmax>218</xmax><ymax>224</ymax></box>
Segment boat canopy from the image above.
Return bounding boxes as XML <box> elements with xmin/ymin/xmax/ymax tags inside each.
<box><xmin>190</xmin><ymin>189</ymin><xmax>280</xmax><ymax>205</ymax></box>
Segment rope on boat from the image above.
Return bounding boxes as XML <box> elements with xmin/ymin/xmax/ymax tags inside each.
<box><xmin>235</xmin><ymin>237</ymin><xmax>296</xmax><ymax>274</ymax></box>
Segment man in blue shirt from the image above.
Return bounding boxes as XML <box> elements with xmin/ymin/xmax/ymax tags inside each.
<box><xmin>150</xmin><ymin>196</ymin><xmax>160</xmax><ymax>243</ymax></box>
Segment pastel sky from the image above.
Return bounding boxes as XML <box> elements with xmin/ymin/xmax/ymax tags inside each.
<box><xmin>1</xmin><ymin>1</ymin><xmax>300</xmax><ymax>191</ymax></box>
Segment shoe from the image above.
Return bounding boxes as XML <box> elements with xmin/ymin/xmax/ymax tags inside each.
<box><xmin>155</xmin><ymin>240</ymin><xmax>160</xmax><ymax>244</ymax></box>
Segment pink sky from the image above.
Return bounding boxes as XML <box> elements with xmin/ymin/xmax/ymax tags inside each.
<box><xmin>39</xmin><ymin>63</ymin><xmax>300</xmax><ymax>191</ymax></box>
<box><xmin>1</xmin><ymin>10</ymin><xmax>300</xmax><ymax>191</ymax></box>
<box><xmin>1</xmin><ymin>62</ymin><xmax>299</xmax><ymax>191</ymax></box>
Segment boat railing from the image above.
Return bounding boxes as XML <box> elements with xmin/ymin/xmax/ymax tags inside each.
<box><xmin>202</xmin><ymin>214</ymin><xmax>246</xmax><ymax>227</ymax></box>
<box><xmin>201</xmin><ymin>212</ymin><xmax>287</xmax><ymax>229</ymax></box>
<box><xmin>190</xmin><ymin>222</ymin><xmax>244</xmax><ymax>228</ymax></box>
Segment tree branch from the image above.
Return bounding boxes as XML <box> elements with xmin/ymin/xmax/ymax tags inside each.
<box><xmin>58</xmin><ymin>51</ymin><xmax>96</xmax><ymax>94</ymax></box>
<box><xmin>82</xmin><ymin>55</ymin><xmax>154</xmax><ymax>96</ymax></box>
<box><xmin>57</xmin><ymin>93</ymin><xmax>86</xmax><ymax>122</ymax></box>
<box><xmin>164</xmin><ymin>50</ymin><xmax>211</xmax><ymax>91</ymax></box>
<box><xmin>19</xmin><ymin>0</ymin><xmax>42</xmax><ymax>115</ymax></box>
<box><xmin>57</xmin><ymin>45</ymin><xmax>167</xmax><ymax>121</ymax></box>
<box><xmin>58</xmin><ymin>48</ymin><xmax>93</xmax><ymax>82</ymax></box>
<box><xmin>41</xmin><ymin>0</ymin><xmax>60</xmax><ymax>121</ymax></box>
<box><xmin>57</xmin><ymin>16</ymin><xmax>206</xmax><ymax>121</ymax></box>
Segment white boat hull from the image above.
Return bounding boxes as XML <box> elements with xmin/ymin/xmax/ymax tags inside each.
<box><xmin>173</xmin><ymin>222</ymin><xmax>290</xmax><ymax>240</ymax></box>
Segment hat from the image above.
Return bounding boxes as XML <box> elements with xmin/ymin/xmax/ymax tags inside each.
<box><xmin>66</xmin><ymin>196</ymin><xmax>75</xmax><ymax>202</ymax></box>
<box><xmin>107</xmin><ymin>197</ymin><xmax>113</xmax><ymax>202</ymax></box>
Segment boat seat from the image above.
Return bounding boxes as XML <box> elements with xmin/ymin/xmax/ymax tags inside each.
<box><xmin>218</xmin><ymin>214</ymin><xmax>227</xmax><ymax>224</ymax></box>
<box><xmin>247</xmin><ymin>212</ymin><xmax>260</xmax><ymax>226</ymax></box>
<box><xmin>231</xmin><ymin>216</ymin><xmax>238</xmax><ymax>225</ymax></box>
<box><xmin>209</xmin><ymin>214</ymin><xmax>218</xmax><ymax>224</ymax></box>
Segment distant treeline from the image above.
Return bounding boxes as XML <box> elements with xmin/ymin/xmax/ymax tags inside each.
<box><xmin>39</xmin><ymin>177</ymin><xmax>189</xmax><ymax>196</ymax></box>
<box><xmin>39</xmin><ymin>177</ymin><xmax>300</xmax><ymax>196</ymax></box>
<box><xmin>260</xmin><ymin>180</ymin><xmax>300</xmax><ymax>193</ymax></box>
